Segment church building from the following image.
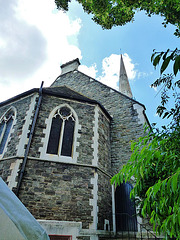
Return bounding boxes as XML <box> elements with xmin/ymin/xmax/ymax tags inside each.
<box><xmin>0</xmin><ymin>56</ymin><xmax>150</xmax><ymax>240</ymax></box>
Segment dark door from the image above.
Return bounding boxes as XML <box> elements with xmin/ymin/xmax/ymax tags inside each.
<box><xmin>115</xmin><ymin>182</ymin><xmax>137</xmax><ymax>231</ymax></box>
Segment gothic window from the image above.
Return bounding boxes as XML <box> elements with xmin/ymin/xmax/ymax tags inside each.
<box><xmin>47</xmin><ymin>106</ymin><xmax>75</xmax><ymax>157</ymax></box>
<box><xmin>0</xmin><ymin>109</ymin><xmax>15</xmax><ymax>155</ymax></box>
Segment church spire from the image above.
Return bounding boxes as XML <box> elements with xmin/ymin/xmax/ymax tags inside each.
<box><xmin>119</xmin><ymin>54</ymin><xmax>133</xmax><ymax>98</ymax></box>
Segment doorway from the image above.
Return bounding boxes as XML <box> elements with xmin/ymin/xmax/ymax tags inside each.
<box><xmin>115</xmin><ymin>182</ymin><xmax>137</xmax><ymax>231</ymax></box>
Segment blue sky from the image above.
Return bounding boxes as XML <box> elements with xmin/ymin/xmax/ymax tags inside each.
<box><xmin>0</xmin><ymin>0</ymin><xmax>179</xmax><ymax>128</ymax></box>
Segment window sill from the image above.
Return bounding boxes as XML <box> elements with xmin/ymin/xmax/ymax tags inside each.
<box><xmin>39</xmin><ymin>153</ymin><xmax>76</xmax><ymax>164</ymax></box>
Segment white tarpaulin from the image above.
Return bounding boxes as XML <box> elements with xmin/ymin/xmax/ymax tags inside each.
<box><xmin>0</xmin><ymin>177</ymin><xmax>50</xmax><ymax>240</ymax></box>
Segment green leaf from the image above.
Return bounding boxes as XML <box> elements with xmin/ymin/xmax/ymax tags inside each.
<box><xmin>171</xmin><ymin>173</ymin><xmax>178</xmax><ymax>193</ymax></box>
<box><xmin>153</xmin><ymin>54</ymin><xmax>162</xmax><ymax>67</ymax></box>
<box><xmin>162</xmin><ymin>111</ymin><xmax>170</xmax><ymax>119</ymax></box>
<box><xmin>160</xmin><ymin>56</ymin><xmax>171</xmax><ymax>74</ymax></box>
<box><xmin>140</xmin><ymin>166</ymin><xmax>144</xmax><ymax>178</ymax></box>
<box><xmin>151</xmin><ymin>51</ymin><xmax>156</xmax><ymax>62</ymax></box>
<box><xmin>173</xmin><ymin>55</ymin><xmax>180</xmax><ymax>76</ymax></box>
<box><xmin>162</xmin><ymin>49</ymin><xmax>170</xmax><ymax>60</ymax></box>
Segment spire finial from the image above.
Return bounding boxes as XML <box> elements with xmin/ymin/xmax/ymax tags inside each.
<box><xmin>119</xmin><ymin>54</ymin><xmax>133</xmax><ymax>98</ymax></box>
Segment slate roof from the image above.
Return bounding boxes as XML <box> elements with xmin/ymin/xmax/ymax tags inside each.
<box><xmin>52</xmin><ymin>70</ymin><xmax>146</xmax><ymax>109</ymax></box>
<box><xmin>43</xmin><ymin>86</ymin><xmax>97</xmax><ymax>104</ymax></box>
<box><xmin>0</xmin><ymin>86</ymin><xmax>111</xmax><ymax>120</ymax></box>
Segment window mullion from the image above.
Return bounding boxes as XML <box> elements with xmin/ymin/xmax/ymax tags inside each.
<box><xmin>58</xmin><ymin>119</ymin><xmax>65</xmax><ymax>156</ymax></box>
<box><xmin>0</xmin><ymin>122</ymin><xmax>6</xmax><ymax>145</ymax></box>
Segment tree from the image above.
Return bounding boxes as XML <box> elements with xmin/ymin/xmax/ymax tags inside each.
<box><xmin>111</xmin><ymin>47</ymin><xmax>180</xmax><ymax>238</ymax></box>
<box><xmin>55</xmin><ymin>0</ymin><xmax>180</xmax><ymax>36</ymax></box>
<box><xmin>111</xmin><ymin>122</ymin><xmax>180</xmax><ymax>239</ymax></box>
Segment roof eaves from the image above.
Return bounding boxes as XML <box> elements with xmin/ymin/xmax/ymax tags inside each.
<box><xmin>42</xmin><ymin>88</ymin><xmax>112</xmax><ymax>120</ymax></box>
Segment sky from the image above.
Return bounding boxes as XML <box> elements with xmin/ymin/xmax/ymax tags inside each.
<box><xmin>0</xmin><ymin>0</ymin><xmax>179</xmax><ymax>127</ymax></box>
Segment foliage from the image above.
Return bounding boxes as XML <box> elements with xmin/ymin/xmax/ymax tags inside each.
<box><xmin>55</xmin><ymin>0</ymin><xmax>180</xmax><ymax>36</ymax></box>
<box><xmin>111</xmin><ymin>124</ymin><xmax>180</xmax><ymax>239</ymax></box>
<box><xmin>151</xmin><ymin>48</ymin><xmax>180</xmax><ymax>121</ymax></box>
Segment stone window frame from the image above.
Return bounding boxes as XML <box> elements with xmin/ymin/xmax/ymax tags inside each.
<box><xmin>47</xmin><ymin>106</ymin><xmax>75</xmax><ymax>156</ymax></box>
<box><xmin>0</xmin><ymin>106</ymin><xmax>16</xmax><ymax>159</ymax></box>
<box><xmin>40</xmin><ymin>103</ymin><xmax>81</xmax><ymax>163</ymax></box>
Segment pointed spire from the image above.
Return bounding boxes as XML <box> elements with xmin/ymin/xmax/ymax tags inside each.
<box><xmin>119</xmin><ymin>54</ymin><xmax>133</xmax><ymax>98</ymax></box>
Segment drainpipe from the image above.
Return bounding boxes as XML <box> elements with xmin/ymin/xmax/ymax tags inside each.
<box><xmin>16</xmin><ymin>81</ymin><xmax>44</xmax><ymax>197</ymax></box>
<box><xmin>112</xmin><ymin>184</ymin><xmax>116</xmax><ymax>235</ymax></box>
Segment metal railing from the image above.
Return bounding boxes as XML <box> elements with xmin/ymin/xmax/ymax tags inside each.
<box><xmin>114</xmin><ymin>213</ymin><xmax>163</xmax><ymax>240</ymax></box>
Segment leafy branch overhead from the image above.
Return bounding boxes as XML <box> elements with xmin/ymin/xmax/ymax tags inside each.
<box><xmin>55</xmin><ymin>0</ymin><xmax>180</xmax><ymax>36</ymax></box>
<box><xmin>111</xmin><ymin>124</ymin><xmax>180</xmax><ymax>239</ymax></box>
<box><xmin>151</xmin><ymin>48</ymin><xmax>180</xmax><ymax>77</ymax></box>
<box><xmin>151</xmin><ymin>48</ymin><xmax>180</xmax><ymax>121</ymax></box>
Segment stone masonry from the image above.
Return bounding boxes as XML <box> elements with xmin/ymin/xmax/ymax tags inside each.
<box><xmin>51</xmin><ymin>70</ymin><xmax>148</xmax><ymax>175</ymax></box>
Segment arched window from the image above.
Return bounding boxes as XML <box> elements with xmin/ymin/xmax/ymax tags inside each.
<box><xmin>0</xmin><ymin>109</ymin><xmax>15</xmax><ymax>155</ymax></box>
<box><xmin>115</xmin><ymin>182</ymin><xmax>137</xmax><ymax>232</ymax></box>
<box><xmin>47</xmin><ymin>106</ymin><xmax>75</xmax><ymax>157</ymax></box>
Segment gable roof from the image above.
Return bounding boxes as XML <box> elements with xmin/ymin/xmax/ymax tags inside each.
<box><xmin>52</xmin><ymin>69</ymin><xmax>146</xmax><ymax>110</ymax></box>
<box><xmin>43</xmin><ymin>86</ymin><xmax>97</xmax><ymax>103</ymax></box>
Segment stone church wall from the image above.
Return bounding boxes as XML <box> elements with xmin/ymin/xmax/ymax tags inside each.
<box><xmin>29</xmin><ymin>94</ymin><xmax>96</xmax><ymax>165</ymax></box>
<box><xmin>0</xmin><ymin>92</ymin><xmax>113</xmax><ymax>232</ymax></box>
<box><xmin>97</xmin><ymin>171</ymin><xmax>112</xmax><ymax>231</ymax></box>
<box><xmin>0</xmin><ymin>94</ymin><xmax>37</xmax><ymax>189</ymax></box>
<box><xmin>19</xmin><ymin>160</ymin><xmax>94</xmax><ymax>229</ymax></box>
<box><xmin>52</xmin><ymin>71</ymin><xmax>146</xmax><ymax>175</ymax></box>
<box><xmin>0</xmin><ymin>158</ymin><xmax>15</xmax><ymax>182</ymax></box>
<box><xmin>98</xmin><ymin>110</ymin><xmax>111</xmax><ymax>172</ymax></box>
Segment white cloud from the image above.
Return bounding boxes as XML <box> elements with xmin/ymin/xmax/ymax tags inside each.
<box><xmin>15</xmin><ymin>0</ymin><xmax>82</xmax><ymax>64</ymax></box>
<box><xmin>0</xmin><ymin>0</ymin><xmax>82</xmax><ymax>102</ymax></box>
<box><xmin>0</xmin><ymin>0</ymin><xmax>47</xmax><ymax>82</ymax></box>
<box><xmin>79</xmin><ymin>64</ymin><xmax>97</xmax><ymax>79</ymax></box>
<box><xmin>137</xmin><ymin>71</ymin><xmax>153</xmax><ymax>79</ymax></box>
<box><xmin>98</xmin><ymin>53</ymin><xmax>136</xmax><ymax>90</ymax></box>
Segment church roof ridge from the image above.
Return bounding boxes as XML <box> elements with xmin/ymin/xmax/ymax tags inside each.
<box><xmin>53</xmin><ymin>69</ymin><xmax>146</xmax><ymax>110</ymax></box>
